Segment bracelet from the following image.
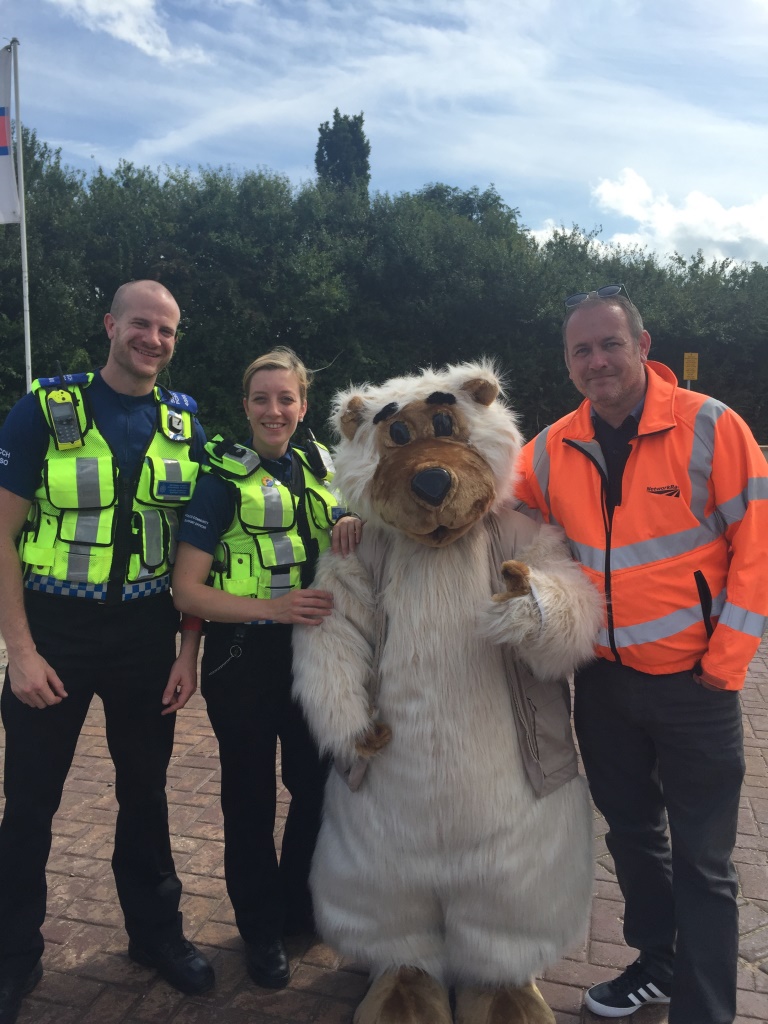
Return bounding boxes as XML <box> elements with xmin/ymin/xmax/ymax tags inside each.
<box><xmin>339</xmin><ymin>511</ymin><xmax>362</xmax><ymax>521</ymax></box>
<box><xmin>180</xmin><ymin>614</ymin><xmax>203</xmax><ymax>633</ymax></box>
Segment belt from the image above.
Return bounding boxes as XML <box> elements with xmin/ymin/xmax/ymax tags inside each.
<box><xmin>24</xmin><ymin>573</ymin><xmax>171</xmax><ymax>602</ymax></box>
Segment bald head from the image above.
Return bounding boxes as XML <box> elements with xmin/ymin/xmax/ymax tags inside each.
<box><xmin>110</xmin><ymin>280</ymin><xmax>180</xmax><ymax>324</ymax></box>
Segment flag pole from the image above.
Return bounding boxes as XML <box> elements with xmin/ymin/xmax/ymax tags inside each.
<box><xmin>10</xmin><ymin>38</ymin><xmax>31</xmax><ymax>392</ymax></box>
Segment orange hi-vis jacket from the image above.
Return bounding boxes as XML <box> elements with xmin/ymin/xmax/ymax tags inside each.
<box><xmin>515</xmin><ymin>361</ymin><xmax>768</xmax><ymax>691</ymax></box>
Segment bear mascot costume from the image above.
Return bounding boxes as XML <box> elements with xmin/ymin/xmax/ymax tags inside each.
<box><xmin>292</xmin><ymin>362</ymin><xmax>603</xmax><ymax>1024</ymax></box>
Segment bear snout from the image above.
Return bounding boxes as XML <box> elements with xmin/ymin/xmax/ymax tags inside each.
<box><xmin>411</xmin><ymin>467</ymin><xmax>452</xmax><ymax>507</ymax></box>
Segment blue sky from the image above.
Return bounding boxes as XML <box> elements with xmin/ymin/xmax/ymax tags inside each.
<box><xmin>5</xmin><ymin>0</ymin><xmax>768</xmax><ymax>263</ymax></box>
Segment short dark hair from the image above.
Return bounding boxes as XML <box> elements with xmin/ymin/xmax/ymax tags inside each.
<box><xmin>562</xmin><ymin>293</ymin><xmax>644</xmax><ymax>347</ymax></box>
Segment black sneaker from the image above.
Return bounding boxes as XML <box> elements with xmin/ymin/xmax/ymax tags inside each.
<box><xmin>585</xmin><ymin>960</ymin><xmax>671</xmax><ymax>1017</ymax></box>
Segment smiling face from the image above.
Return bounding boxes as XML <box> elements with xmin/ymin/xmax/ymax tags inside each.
<box><xmin>102</xmin><ymin>281</ymin><xmax>180</xmax><ymax>395</ymax></box>
<box><xmin>564</xmin><ymin>301</ymin><xmax>651</xmax><ymax>426</ymax></box>
<box><xmin>243</xmin><ymin>367</ymin><xmax>308</xmax><ymax>459</ymax></box>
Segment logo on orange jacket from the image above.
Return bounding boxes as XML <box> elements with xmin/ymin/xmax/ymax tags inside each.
<box><xmin>647</xmin><ymin>484</ymin><xmax>681</xmax><ymax>497</ymax></box>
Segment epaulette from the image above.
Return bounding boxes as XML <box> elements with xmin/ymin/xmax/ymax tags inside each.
<box><xmin>156</xmin><ymin>385</ymin><xmax>198</xmax><ymax>415</ymax></box>
<box><xmin>34</xmin><ymin>372</ymin><xmax>91</xmax><ymax>389</ymax></box>
<box><xmin>205</xmin><ymin>436</ymin><xmax>261</xmax><ymax>477</ymax></box>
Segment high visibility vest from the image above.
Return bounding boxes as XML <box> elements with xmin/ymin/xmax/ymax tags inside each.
<box><xmin>515</xmin><ymin>361</ymin><xmax>768</xmax><ymax>690</ymax></box>
<box><xmin>19</xmin><ymin>374</ymin><xmax>199</xmax><ymax>587</ymax></box>
<box><xmin>205</xmin><ymin>437</ymin><xmax>344</xmax><ymax>600</ymax></box>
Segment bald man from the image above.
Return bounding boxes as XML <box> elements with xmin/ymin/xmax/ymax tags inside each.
<box><xmin>0</xmin><ymin>281</ymin><xmax>213</xmax><ymax>1024</ymax></box>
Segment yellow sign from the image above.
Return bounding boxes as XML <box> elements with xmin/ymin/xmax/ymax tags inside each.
<box><xmin>683</xmin><ymin>353</ymin><xmax>699</xmax><ymax>381</ymax></box>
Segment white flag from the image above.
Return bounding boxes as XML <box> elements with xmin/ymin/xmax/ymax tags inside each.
<box><xmin>0</xmin><ymin>47</ymin><xmax>20</xmax><ymax>224</ymax></box>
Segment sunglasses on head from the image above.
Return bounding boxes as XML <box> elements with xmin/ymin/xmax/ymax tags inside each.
<box><xmin>564</xmin><ymin>283</ymin><xmax>632</xmax><ymax>309</ymax></box>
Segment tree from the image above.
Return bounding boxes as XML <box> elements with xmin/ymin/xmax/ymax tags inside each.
<box><xmin>315</xmin><ymin>109</ymin><xmax>371</xmax><ymax>191</ymax></box>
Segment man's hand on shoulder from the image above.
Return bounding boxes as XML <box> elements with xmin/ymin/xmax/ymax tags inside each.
<box><xmin>9</xmin><ymin>650</ymin><xmax>68</xmax><ymax>708</ymax></box>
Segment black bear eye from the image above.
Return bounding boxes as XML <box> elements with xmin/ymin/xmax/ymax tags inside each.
<box><xmin>390</xmin><ymin>421</ymin><xmax>411</xmax><ymax>445</ymax></box>
<box><xmin>433</xmin><ymin>412</ymin><xmax>453</xmax><ymax>437</ymax></box>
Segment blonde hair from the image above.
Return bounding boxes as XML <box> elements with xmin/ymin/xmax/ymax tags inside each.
<box><xmin>242</xmin><ymin>346</ymin><xmax>312</xmax><ymax>402</ymax></box>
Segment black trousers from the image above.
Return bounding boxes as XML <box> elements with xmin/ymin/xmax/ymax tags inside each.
<box><xmin>0</xmin><ymin>590</ymin><xmax>183</xmax><ymax>977</ymax></box>
<box><xmin>201</xmin><ymin>622</ymin><xmax>328</xmax><ymax>944</ymax></box>
<box><xmin>574</xmin><ymin>659</ymin><xmax>745</xmax><ymax>1024</ymax></box>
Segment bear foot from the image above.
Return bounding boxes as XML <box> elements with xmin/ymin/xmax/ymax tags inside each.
<box><xmin>353</xmin><ymin>967</ymin><xmax>452</xmax><ymax>1024</ymax></box>
<box><xmin>455</xmin><ymin>982</ymin><xmax>555</xmax><ymax>1024</ymax></box>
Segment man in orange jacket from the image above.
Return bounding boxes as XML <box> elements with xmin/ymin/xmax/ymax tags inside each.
<box><xmin>515</xmin><ymin>285</ymin><xmax>768</xmax><ymax>1024</ymax></box>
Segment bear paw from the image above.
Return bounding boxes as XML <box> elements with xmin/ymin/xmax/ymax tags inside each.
<box><xmin>492</xmin><ymin>560</ymin><xmax>532</xmax><ymax>601</ymax></box>
<box><xmin>354</xmin><ymin>968</ymin><xmax>451</xmax><ymax>1024</ymax></box>
<box><xmin>354</xmin><ymin>721</ymin><xmax>392</xmax><ymax>758</ymax></box>
<box><xmin>455</xmin><ymin>982</ymin><xmax>555</xmax><ymax>1024</ymax></box>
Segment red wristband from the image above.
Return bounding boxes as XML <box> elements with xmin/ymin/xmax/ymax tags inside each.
<box><xmin>180</xmin><ymin>615</ymin><xmax>203</xmax><ymax>633</ymax></box>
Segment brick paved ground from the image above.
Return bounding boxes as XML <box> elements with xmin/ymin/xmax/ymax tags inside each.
<box><xmin>1</xmin><ymin>635</ymin><xmax>767</xmax><ymax>1024</ymax></box>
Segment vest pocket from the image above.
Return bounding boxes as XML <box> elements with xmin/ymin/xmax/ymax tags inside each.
<box><xmin>305</xmin><ymin>487</ymin><xmax>336</xmax><ymax>530</ymax></box>
<box><xmin>18</xmin><ymin>504</ymin><xmax>57</xmax><ymax>571</ymax></box>
<box><xmin>136</xmin><ymin>456</ymin><xmax>198</xmax><ymax>505</ymax></box>
<box><xmin>42</xmin><ymin>456</ymin><xmax>117</xmax><ymax>511</ymax></box>
<box><xmin>127</xmin><ymin>509</ymin><xmax>173</xmax><ymax>580</ymax></box>
<box><xmin>213</xmin><ymin>543</ymin><xmax>259</xmax><ymax>596</ymax></box>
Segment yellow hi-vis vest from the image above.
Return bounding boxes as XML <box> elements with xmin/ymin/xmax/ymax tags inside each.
<box><xmin>205</xmin><ymin>437</ymin><xmax>344</xmax><ymax>600</ymax></box>
<box><xmin>19</xmin><ymin>374</ymin><xmax>200</xmax><ymax>589</ymax></box>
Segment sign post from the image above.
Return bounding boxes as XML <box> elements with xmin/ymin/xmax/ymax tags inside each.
<box><xmin>683</xmin><ymin>352</ymin><xmax>699</xmax><ymax>391</ymax></box>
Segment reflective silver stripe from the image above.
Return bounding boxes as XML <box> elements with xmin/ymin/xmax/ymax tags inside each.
<box><xmin>239</xmin><ymin>448</ymin><xmax>261</xmax><ymax>474</ymax></box>
<box><xmin>718</xmin><ymin>601</ymin><xmax>766</xmax><ymax>639</ymax></box>
<box><xmin>141</xmin><ymin>511</ymin><xmax>164</xmax><ymax>575</ymax></box>
<box><xmin>163</xmin><ymin>459</ymin><xmax>182</xmax><ymax>483</ymax></box>
<box><xmin>72</xmin><ymin>510</ymin><xmax>101</xmax><ymax>544</ymax></box>
<box><xmin>318</xmin><ymin>447</ymin><xmax>335</xmax><ymax>473</ymax></box>
<box><xmin>569</xmin><ymin>438</ymin><xmax>606</xmax><ymax>476</ymax></box>
<box><xmin>269</xmin><ymin>570</ymin><xmax>292</xmax><ymax>597</ymax></box>
<box><xmin>271</xmin><ymin>534</ymin><xmax>296</xmax><ymax>565</ymax></box>
<box><xmin>76</xmin><ymin>457</ymin><xmax>102</xmax><ymax>508</ymax></box>
<box><xmin>529</xmin><ymin>428</ymin><xmax>562</xmax><ymax>525</ymax></box>
<box><xmin>66</xmin><ymin>542</ymin><xmax>92</xmax><ymax>583</ymax></box>
<box><xmin>688</xmin><ymin>398</ymin><xmax>723</xmax><ymax>521</ymax></box>
<box><xmin>261</xmin><ymin>487</ymin><xmax>286</xmax><ymax>529</ymax></box>
<box><xmin>718</xmin><ymin>476</ymin><xmax>768</xmax><ymax>525</ymax></box>
<box><xmin>599</xmin><ymin>589</ymin><xmax>726</xmax><ymax>649</ymax></box>
<box><xmin>717</xmin><ymin>489</ymin><xmax>748</xmax><ymax>524</ymax></box>
<box><xmin>749</xmin><ymin>476</ymin><xmax>768</xmax><ymax>500</ymax></box>
<box><xmin>571</xmin><ymin>511</ymin><xmax>725</xmax><ymax>573</ymax></box>
<box><xmin>66</xmin><ymin>460</ymin><xmax>103</xmax><ymax>579</ymax></box>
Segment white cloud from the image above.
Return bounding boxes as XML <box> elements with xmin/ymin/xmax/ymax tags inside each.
<box><xmin>16</xmin><ymin>0</ymin><xmax>768</xmax><ymax>264</ymax></box>
<box><xmin>44</xmin><ymin>0</ymin><xmax>207</xmax><ymax>63</ymax></box>
<box><xmin>592</xmin><ymin>169</ymin><xmax>768</xmax><ymax>264</ymax></box>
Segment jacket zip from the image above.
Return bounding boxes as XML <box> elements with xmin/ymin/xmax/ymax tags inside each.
<box><xmin>564</xmin><ymin>438</ymin><xmax>622</xmax><ymax>664</ymax></box>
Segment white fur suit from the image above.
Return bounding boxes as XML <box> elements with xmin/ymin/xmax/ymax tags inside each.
<box><xmin>292</xmin><ymin>363</ymin><xmax>603</xmax><ymax>1024</ymax></box>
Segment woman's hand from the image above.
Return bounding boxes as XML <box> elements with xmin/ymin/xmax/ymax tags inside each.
<box><xmin>332</xmin><ymin>514</ymin><xmax>363</xmax><ymax>557</ymax></box>
<box><xmin>270</xmin><ymin>588</ymin><xmax>334</xmax><ymax>625</ymax></box>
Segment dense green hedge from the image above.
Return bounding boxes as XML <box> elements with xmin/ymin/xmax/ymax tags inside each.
<box><xmin>2</xmin><ymin>128</ymin><xmax>766</xmax><ymax>442</ymax></box>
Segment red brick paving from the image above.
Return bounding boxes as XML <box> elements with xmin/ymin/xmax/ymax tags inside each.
<box><xmin>1</xmin><ymin>635</ymin><xmax>767</xmax><ymax>1023</ymax></box>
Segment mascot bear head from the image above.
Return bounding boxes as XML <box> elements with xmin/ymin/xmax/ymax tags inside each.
<box><xmin>330</xmin><ymin>361</ymin><xmax>523</xmax><ymax>547</ymax></box>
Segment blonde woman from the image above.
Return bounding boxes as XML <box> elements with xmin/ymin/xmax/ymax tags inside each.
<box><xmin>173</xmin><ymin>348</ymin><xmax>359</xmax><ymax>988</ymax></box>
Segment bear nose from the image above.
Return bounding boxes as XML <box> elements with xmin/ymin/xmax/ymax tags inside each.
<box><xmin>411</xmin><ymin>467</ymin><xmax>452</xmax><ymax>506</ymax></box>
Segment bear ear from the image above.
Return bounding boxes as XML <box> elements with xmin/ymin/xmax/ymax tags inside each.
<box><xmin>460</xmin><ymin>375</ymin><xmax>499</xmax><ymax>407</ymax></box>
<box><xmin>340</xmin><ymin>394</ymin><xmax>366</xmax><ymax>440</ymax></box>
